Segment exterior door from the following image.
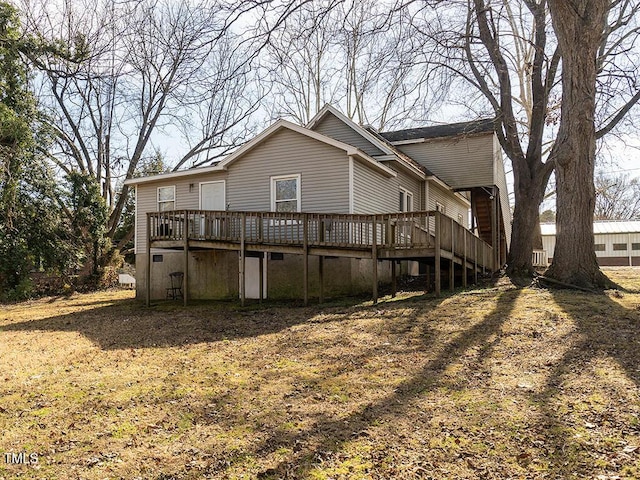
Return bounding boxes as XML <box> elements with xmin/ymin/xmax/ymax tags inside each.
<box><xmin>199</xmin><ymin>181</ymin><xmax>225</xmax><ymax>237</ymax></box>
<box><xmin>200</xmin><ymin>181</ymin><xmax>225</xmax><ymax>210</ymax></box>
<box><xmin>241</xmin><ymin>253</ymin><xmax>267</xmax><ymax>299</ymax></box>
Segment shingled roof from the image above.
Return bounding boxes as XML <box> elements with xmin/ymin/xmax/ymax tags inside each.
<box><xmin>380</xmin><ymin>118</ymin><xmax>496</xmax><ymax>143</ymax></box>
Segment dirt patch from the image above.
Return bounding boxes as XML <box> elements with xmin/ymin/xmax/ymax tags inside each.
<box><xmin>0</xmin><ymin>272</ymin><xmax>639</xmax><ymax>479</ymax></box>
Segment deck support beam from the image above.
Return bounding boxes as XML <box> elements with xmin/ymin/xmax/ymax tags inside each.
<box><xmin>259</xmin><ymin>252</ymin><xmax>264</xmax><ymax>305</ymax></box>
<box><xmin>463</xmin><ymin>231</ymin><xmax>468</xmax><ymax>288</ymax></box>
<box><xmin>183</xmin><ymin>224</ymin><xmax>189</xmax><ymax>307</ymax></box>
<box><xmin>391</xmin><ymin>260</ymin><xmax>397</xmax><ymax>298</ymax></box>
<box><xmin>318</xmin><ymin>256</ymin><xmax>324</xmax><ymax>303</ymax></box>
<box><xmin>146</xmin><ymin>213</ymin><xmax>151</xmax><ymax>307</ymax></box>
<box><xmin>240</xmin><ymin>212</ymin><xmax>246</xmax><ymax>307</ymax></box>
<box><xmin>303</xmin><ymin>213</ymin><xmax>309</xmax><ymax>306</ymax></box>
<box><xmin>450</xmin><ymin>217</ymin><xmax>455</xmax><ymax>291</ymax></box>
<box><xmin>372</xmin><ymin>215</ymin><xmax>378</xmax><ymax>303</ymax></box>
<box><xmin>435</xmin><ymin>212</ymin><xmax>441</xmax><ymax>297</ymax></box>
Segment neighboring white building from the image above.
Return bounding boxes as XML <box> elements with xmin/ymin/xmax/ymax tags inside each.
<box><xmin>541</xmin><ymin>221</ymin><xmax>640</xmax><ymax>266</ymax></box>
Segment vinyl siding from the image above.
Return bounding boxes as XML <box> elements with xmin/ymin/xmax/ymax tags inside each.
<box><xmin>352</xmin><ymin>159</ymin><xmax>397</xmax><ymax>214</ymax></box>
<box><xmin>396</xmin><ymin>134</ymin><xmax>494</xmax><ymax>189</ymax></box>
<box><xmin>227</xmin><ymin>128</ymin><xmax>350</xmax><ymax>213</ymax></box>
<box><xmin>428</xmin><ymin>182</ymin><xmax>470</xmax><ymax>228</ymax></box>
<box><xmin>393</xmin><ymin>163</ymin><xmax>422</xmax><ymax>211</ymax></box>
<box><xmin>494</xmin><ymin>135</ymin><xmax>513</xmax><ymax>247</ymax></box>
<box><xmin>313</xmin><ymin>112</ymin><xmax>385</xmax><ymax>157</ymax></box>
<box><xmin>135</xmin><ymin>172</ymin><xmax>227</xmax><ymax>253</ymax></box>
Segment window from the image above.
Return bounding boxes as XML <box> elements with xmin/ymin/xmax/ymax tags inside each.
<box><xmin>632</xmin><ymin>243</ymin><xmax>640</xmax><ymax>251</ymax></box>
<box><xmin>435</xmin><ymin>201</ymin><xmax>445</xmax><ymax>214</ymax></box>
<box><xmin>271</xmin><ymin>175</ymin><xmax>300</xmax><ymax>212</ymax></box>
<box><xmin>399</xmin><ymin>188</ymin><xmax>414</xmax><ymax>212</ymax></box>
<box><xmin>594</xmin><ymin>243</ymin><xmax>605</xmax><ymax>251</ymax></box>
<box><xmin>613</xmin><ymin>243</ymin><xmax>627</xmax><ymax>251</ymax></box>
<box><xmin>157</xmin><ymin>186</ymin><xmax>175</xmax><ymax>211</ymax></box>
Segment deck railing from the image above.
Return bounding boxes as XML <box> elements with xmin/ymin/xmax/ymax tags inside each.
<box><xmin>148</xmin><ymin>210</ymin><xmax>494</xmax><ymax>268</ymax></box>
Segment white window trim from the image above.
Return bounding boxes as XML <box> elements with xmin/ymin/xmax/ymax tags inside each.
<box><xmin>399</xmin><ymin>188</ymin><xmax>414</xmax><ymax>212</ymax></box>
<box><xmin>270</xmin><ymin>174</ymin><xmax>301</xmax><ymax>212</ymax></box>
<box><xmin>157</xmin><ymin>185</ymin><xmax>176</xmax><ymax>211</ymax></box>
<box><xmin>198</xmin><ymin>180</ymin><xmax>226</xmax><ymax>210</ymax></box>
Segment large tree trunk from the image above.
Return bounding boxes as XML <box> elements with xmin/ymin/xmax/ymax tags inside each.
<box><xmin>507</xmin><ymin>170</ymin><xmax>550</xmax><ymax>277</ymax></box>
<box><xmin>545</xmin><ymin>0</ymin><xmax>611</xmax><ymax>289</ymax></box>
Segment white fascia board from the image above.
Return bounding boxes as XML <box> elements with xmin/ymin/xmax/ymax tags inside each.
<box><xmin>306</xmin><ymin>104</ymin><xmax>395</xmax><ymax>156</ymax></box>
<box><xmin>376</xmin><ymin>155</ymin><xmax>426</xmax><ymax>180</ymax></box>
<box><xmin>389</xmin><ymin>131</ymin><xmax>494</xmax><ymax>146</ymax></box>
<box><xmin>251</xmin><ymin>119</ymin><xmax>396</xmax><ymax>178</ymax></box>
<box><xmin>124</xmin><ymin>164</ymin><xmax>225</xmax><ymax>186</ymax></box>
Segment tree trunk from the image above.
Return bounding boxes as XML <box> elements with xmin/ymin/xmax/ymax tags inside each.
<box><xmin>507</xmin><ymin>173</ymin><xmax>549</xmax><ymax>277</ymax></box>
<box><xmin>545</xmin><ymin>0</ymin><xmax>612</xmax><ymax>289</ymax></box>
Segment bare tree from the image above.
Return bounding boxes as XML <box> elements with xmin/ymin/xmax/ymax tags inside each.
<box><xmin>262</xmin><ymin>0</ymin><xmax>443</xmax><ymax>130</ymax></box>
<box><xmin>21</xmin><ymin>0</ymin><xmax>260</xmax><ymax>243</ymax></box>
<box><xmin>407</xmin><ymin>0</ymin><xmax>640</xmax><ymax>279</ymax></box>
<box><xmin>594</xmin><ymin>171</ymin><xmax>640</xmax><ymax>220</ymax></box>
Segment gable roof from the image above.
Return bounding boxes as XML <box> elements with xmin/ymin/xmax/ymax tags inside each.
<box><xmin>308</xmin><ymin>104</ymin><xmax>427</xmax><ymax>179</ymax></box>
<box><xmin>125</xmin><ymin>119</ymin><xmax>396</xmax><ymax>186</ymax></box>
<box><xmin>380</xmin><ymin>118</ymin><xmax>496</xmax><ymax>144</ymax></box>
<box><xmin>307</xmin><ymin>105</ymin><xmax>396</xmax><ymax>156</ymax></box>
<box><xmin>363</xmin><ymin>126</ymin><xmax>433</xmax><ymax>176</ymax></box>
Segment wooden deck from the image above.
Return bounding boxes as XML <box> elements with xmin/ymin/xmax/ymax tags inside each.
<box><xmin>146</xmin><ymin>210</ymin><xmax>495</xmax><ymax>305</ymax></box>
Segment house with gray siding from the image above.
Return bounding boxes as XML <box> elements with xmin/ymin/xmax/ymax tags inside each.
<box><xmin>126</xmin><ymin>105</ymin><xmax>511</xmax><ymax>302</ymax></box>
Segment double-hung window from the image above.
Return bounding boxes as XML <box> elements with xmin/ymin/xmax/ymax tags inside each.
<box><xmin>271</xmin><ymin>175</ymin><xmax>301</xmax><ymax>212</ymax></box>
<box><xmin>399</xmin><ymin>188</ymin><xmax>414</xmax><ymax>212</ymax></box>
<box><xmin>158</xmin><ymin>186</ymin><xmax>175</xmax><ymax>211</ymax></box>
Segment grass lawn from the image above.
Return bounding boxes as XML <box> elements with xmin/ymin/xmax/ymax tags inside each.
<box><xmin>1</xmin><ymin>269</ymin><xmax>639</xmax><ymax>479</ymax></box>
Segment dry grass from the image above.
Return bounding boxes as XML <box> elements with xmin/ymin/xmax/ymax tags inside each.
<box><xmin>1</xmin><ymin>268</ymin><xmax>639</xmax><ymax>479</ymax></box>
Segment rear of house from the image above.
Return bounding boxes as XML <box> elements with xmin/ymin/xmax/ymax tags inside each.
<box><xmin>127</xmin><ymin>106</ymin><xmax>511</xmax><ymax>302</ymax></box>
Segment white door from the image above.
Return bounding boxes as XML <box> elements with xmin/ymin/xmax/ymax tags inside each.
<box><xmin>200</xmin><ymin>181</ymin><xmax>225</xmax><ymax>210</ymax></box>
<box><xmin>200</xmin><ymin>181</ymin><xmax>225</xmax><ymax>237</ymax></box>
<box><xmin>241</xmin><ymin>254</ymin><xmax>267</xmax><ymax>299</ymax></box>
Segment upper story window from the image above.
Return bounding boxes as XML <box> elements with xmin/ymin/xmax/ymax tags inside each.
<box><xmin>399</xmin><ymin>188</ymin><xmax>414</xmax><ymax>212</ymax></box>
<box><xmin>271</xmin><ymin>174</ymin><xmax>301</xmax><ymax>212</ymax></box>
<box><xmin>157</xmin><ymin>186</ymin><xmax>175</xmax><ymax>211</ymax></box>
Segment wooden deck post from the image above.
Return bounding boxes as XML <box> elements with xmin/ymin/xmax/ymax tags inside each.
<box><xmin>318</xmin><ymin>256</ymin><xmax>324</xmax><ymax>304</ymax></box>
<box><xmin>259</xmin><ymin>252</ymin><xmax>264</xmax><ymax>305</ymax></box>
<box><xmin>240</xmin><ymin>212</ymin><xmax>246</xmax><ymax>307</ymax></box>
<box><xmin>463</xmin><ymin>230</ymin><xmax>468</xmax><ymax>288</ymax></box>
<box><xmin>372</xmin><ymin>215</ymin><xmax>378</xmax><ymax>304</ymax></box>
<box><xmin>450</xmin><ymin>217</ymin><xmax>455</xmax><ymax>291</ymax></box>
<box><xmin>303</xmin><ymin>213</ymin><xmax>309</xmax><ymax>306</ymax></box>
<box><xmin>391</xmin><ymin>260</ymin><xmax>397</xmax><ymax>298</ymax></box>
<box><xmin>474</xmin><ymin>239</ymin><xmax>478</xmax><ymax>284</ymax></box>
<box><xmin>435</xmin><ymin>212</ymin><xmax>441</xmax><ymax>297</ymax></box>
<box><xmin>146</xmin><ymin>213</ymin><xmax>151</xmax><ymax>307</ymax></box>
<box><xmin>183</xmin><ymin>211</ymin><xmax>189</xmax><ymax>307</ymax></box>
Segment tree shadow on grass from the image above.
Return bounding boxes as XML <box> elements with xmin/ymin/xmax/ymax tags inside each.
<box><xmin>234</xmin><ymin>287</ymin><xmax>523</xmax><ymax>479</ymax></box>
<box><xmin>0</xmin><ymin>292</ymin><xmax>445</xmax><ymax>351</ymax></box>
<box><xmin>532</xmin><ymin>288</ymin><xmax>640</xmax><ymax>476</ymax></box>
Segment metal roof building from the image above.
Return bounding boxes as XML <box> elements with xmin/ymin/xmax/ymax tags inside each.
<box><xmin>540</xmin><ymin>220</ymin><xmax>640</xmax><ymax>266</ymax></box>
